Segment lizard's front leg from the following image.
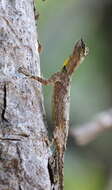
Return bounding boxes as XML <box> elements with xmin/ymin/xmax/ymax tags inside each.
<box><xmin>18</xmin><ymin>67</ymin><xmax>61</xmax><ymax>85</ymax></box>
<box><xmin>18</xmin><ymin>67</ymin><xmax>51</xmax><ymax>85</ymax></box>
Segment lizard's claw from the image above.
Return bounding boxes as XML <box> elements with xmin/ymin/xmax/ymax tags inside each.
<box><xmin>18</xmin><ymin>66</ymin><xmax>26</xmax><ymax>73</ymax></box>
<box><xmin>18</xmin><ymin>67</ymin><xmax>30</xmax><ymax>77</ymax></box>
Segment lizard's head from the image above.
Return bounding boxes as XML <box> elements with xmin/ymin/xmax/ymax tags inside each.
<box><xmin>62</xmin><ymin>39</ymin><xmax>89</xmax><ymax>74</ymax></box>
<box><xmin>73</xmin><ymin>38</ymin><xmax>89</xmax><ymax>61</ymax></box>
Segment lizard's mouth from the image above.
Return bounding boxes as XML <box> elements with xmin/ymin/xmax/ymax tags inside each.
<box><xmin>85</xmin><ymin>47</ymin><xmax>89</xmax><ymax>56</ymax></box>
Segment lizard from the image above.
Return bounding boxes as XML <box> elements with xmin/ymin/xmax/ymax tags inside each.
<box><xmin>18</xmin><ymin>38</ymin><xmax>89</xmax><ymax>190</ymax></box>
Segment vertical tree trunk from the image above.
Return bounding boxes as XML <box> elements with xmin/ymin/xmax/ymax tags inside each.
<box><xmin>0</xmin><ymin>0</ymin><xmax>51</xmax><ymax>189</ymax></box>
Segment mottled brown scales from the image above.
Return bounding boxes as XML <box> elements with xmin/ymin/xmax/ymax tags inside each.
<box><xmin>18</xmin><ymin>39</ymin><xmax>89</xmax><ymax>190</ymax></box>
<box><xmin>53</xmin><ymin>74</ymin><xmax>70</xmax><ymax>126</ymax></box>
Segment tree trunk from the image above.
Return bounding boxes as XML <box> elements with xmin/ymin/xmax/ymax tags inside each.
<box><xmin>0</xmin><ymin>0</ymin><xmax>51</xmax><ymax>189</ymax></box>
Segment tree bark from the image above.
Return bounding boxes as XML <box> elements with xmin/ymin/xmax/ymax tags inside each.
<box><xmin>0</xmin><ymin>0</ymin><xmax>51</xmax><ymax>189</ymax></box>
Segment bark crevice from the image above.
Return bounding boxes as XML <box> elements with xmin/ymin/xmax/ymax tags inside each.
<box><xmin>1</xmin><ymin>83</ymin><xmax>8</xmax><ymax>122</ymax></box>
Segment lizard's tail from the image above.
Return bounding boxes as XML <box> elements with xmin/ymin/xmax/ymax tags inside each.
<box><xmin>58</xmin><ymin>151</ymin><xmax>64</xmax><ymax>190</ymax></box>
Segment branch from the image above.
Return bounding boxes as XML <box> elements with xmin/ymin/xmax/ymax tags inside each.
<box><xmin>71</xmin><ymin>109</ymin><xmax>112</xmax><ymax>145</ymax></box>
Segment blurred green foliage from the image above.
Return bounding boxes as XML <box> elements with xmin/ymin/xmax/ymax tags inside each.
<box><xmin>36</xmin><ymin>0</ymin><xmax>112</xmax><ymax>189</ymax></box>
<box><xmin>64</xmin><ymin>155</ymin><xmax>106</xmax><ymax>190</ymax></box>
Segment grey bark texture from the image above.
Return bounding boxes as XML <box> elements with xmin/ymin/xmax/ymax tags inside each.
<box><xmin>0</xmin><ymin>0</ymin><xmax>51</xmax><ymax>189</ymax></box>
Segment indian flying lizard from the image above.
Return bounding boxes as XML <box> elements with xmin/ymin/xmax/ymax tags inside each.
<box><xmin>18</xmin><ymin>38</ymin><xmax>89</xmax><ymax>190</ymax></box>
